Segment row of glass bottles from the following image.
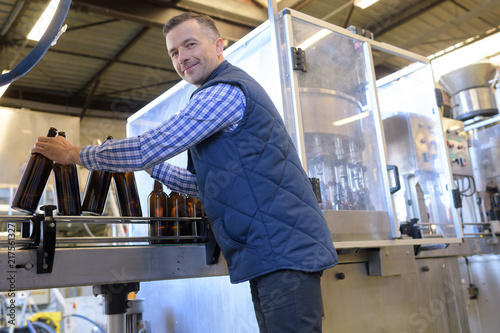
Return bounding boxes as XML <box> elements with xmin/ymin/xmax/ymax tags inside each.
<box><xmin>11</xmin><ymin>127</ymin><xmax>203</xmax><ymax>243</ymax></box>
<box><xmin>148</xmin><ymin>180</ymin><xmax>204</xmax><ymax>244</ymax></box>
<box><xmin>11</xmin><ymin>129</ymin><xmax>142</xmax><ymax>217</ymax></box>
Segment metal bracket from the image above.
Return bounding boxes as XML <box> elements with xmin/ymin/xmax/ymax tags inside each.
<box><xmin>37</xmin><ymin>205</ymin><xmax>57</xmax><ymax>274</ymax></box>
<box><xmin>400</xmin><ymin>218</ymin><xmax>422</xmax><ymax>255</ymax></box>
<box><xmin>452</xmin><ymin>188</ymin><xmax>462</xmax><ymax>209</ymax></box>
<box><xmin>309</xmin><ymin>177</ymin><xmax>322</xmax><ymax>203</ymax></box>
<box><xmin>93</xmin><ymin>283</ymin><xmax>140</xmax><ymax>315</ymax></box>
<box><xmin>291</xmin><ymin>47</ymin><xmax>307</xmax><ymax>72</ymax></box>
<box><xmin>368</xmin><ymin>246</ymin><xmax>416</xmax><ymax>276</ymax></box>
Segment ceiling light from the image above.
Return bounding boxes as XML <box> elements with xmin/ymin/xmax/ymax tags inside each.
<box><xmin>0</xmin><ymin>70</ymin><xmax>11</xmax><ymax>98</ymax></box>
<box><xmin>355</xmin><ymin>0</ymin><xmax>379</xmax><ymax>9</ymax></box>
<box><xmin>27</xmin><ymin>0</ymin><xmax>60</xmax><ymax>41</ymax></box>
<box><xmin>297</xmin><ymin>29</ymin><xmax>332</xmax><ymax>50</ymax></box>
<box><xmin>431</xmin><ymin>30</ymin><xmax>500</xmax><ymax>81</ymax></box>
<box><xmin>333</xmin><ymin>111</ymin><xmax>370</xmax><ymax>126</ymax></box>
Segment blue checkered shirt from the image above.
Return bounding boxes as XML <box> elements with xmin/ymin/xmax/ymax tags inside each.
<box><xmin>80</xmin><ymin>83</ymin><xmax>246</xmax><ymax>197</ymax></box>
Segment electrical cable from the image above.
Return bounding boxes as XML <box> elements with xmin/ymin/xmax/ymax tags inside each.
<box><xmin>462</xmin><ymin>176</ymin><xmax>477</xmax><ymax>197</ymax></box>
<box><xmin>460</xmin><ymin>177</ymin><xmax>471</xmax><ymax>194</ymax></box>
<box><xmin>83</xmin><ymin>223</ymin><xmax>97</xmax><ymax>237</ymax></box>
<box><xmin>30</xmin><ymin>321</ymin><xmax>57</xmax><ymax>333</ymax></box>
<box><xmin>0</xmin><ymin>0</ymin><xmax>71</xmax><ymax>86</ymax></box>
<box><xmin>26</xmin><ymin>320</ymin><xmax>37</xmax><ymax>333</ymax></box>
<box><xmin>63</xmin><ymin>314</ymin><xmax>106</xmax><ymax>333</ymax></box>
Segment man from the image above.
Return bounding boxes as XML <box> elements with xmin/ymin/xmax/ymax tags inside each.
<box><xmin>33</xmin><ymin>13</ymin><xmax>337</xmax><ymax>332</ymax></box>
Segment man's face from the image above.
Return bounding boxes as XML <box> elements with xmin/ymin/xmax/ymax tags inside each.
<box><xmin>166</xmin><ymin>19</ymin><xmax>224</xmax><ymax>87</ymax></box>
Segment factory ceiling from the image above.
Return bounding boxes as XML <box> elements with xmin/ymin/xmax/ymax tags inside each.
<box><xmin>0</xmin><ymin>0</ymin><xmax>499</xmax><ymax>120</ymax></box>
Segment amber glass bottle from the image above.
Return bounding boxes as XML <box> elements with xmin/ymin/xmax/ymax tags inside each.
<box><xmin>167</xmin><ymin>191</ymin><xmax>187</xmax><ymax>243</ymax></box>
<box><xmin>148</xmin><ymin>181</ymin><xmax>168</xmax><ymax>244</ymax></box>
<box><xmin>11</xmin><ymin>127</ymin><xmax>58</xmax><ymax>214</ymax></box>
<box><xmin>113</xmin><ymin>172</ymin><xmax>142</xmax><ymax>217</ymax></box>
<box><xmin>186</xmin><ymin>196</ymin><xmax>203</xmax><ymax>241</ymax></box>
<box><xmin>81</xmin><ymin>136</ymin><xmax>114</xmax><ymax>215</ymax></box>
<box><xmin>53</xmin><ymin>132</ymin><xmax>82</xmax><ymax>216</ymax></box>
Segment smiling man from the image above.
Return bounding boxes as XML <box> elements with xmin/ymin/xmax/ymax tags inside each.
<box><xmin>32</xmin><ymin>13</ymin><xmax>337</xmax><ymax>332</ymax></box>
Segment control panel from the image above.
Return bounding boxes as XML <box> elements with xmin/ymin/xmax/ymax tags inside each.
<box><xmin>441</xmin><ymin>118</ymin><xmax>474</xmax><ymax>177</ymax></box>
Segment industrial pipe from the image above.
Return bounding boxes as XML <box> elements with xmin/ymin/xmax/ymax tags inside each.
<box><xmin>0</xmin><ymin>0</ymin><xmax>71</xmax><ymax>86</ymax></box>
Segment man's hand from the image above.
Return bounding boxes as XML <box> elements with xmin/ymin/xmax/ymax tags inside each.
<box><xmin>31</xmin><ymin>136</ymin><xmax>83</xmax><ymax>165</ymax></box>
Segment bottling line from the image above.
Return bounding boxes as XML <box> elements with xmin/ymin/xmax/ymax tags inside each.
<box><xmin>1</xmin><ymin>4</ymin><xmax>500</xmax><ymax>333</ymax></box>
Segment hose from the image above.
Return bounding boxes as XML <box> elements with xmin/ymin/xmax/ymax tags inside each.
<box><xmin>0</xmin><ymin>0</ymin><xmax>72</xmax><ymax>86</ymax></box>
<box><xmin>26</xmin><ymin>320</ymin><xmax>37</xmax><ymax>333</ymax></box>
<box><xmin>30</xmin><ymin>321</ymin><xmax>57</xmax><ymax>333</ymax></box>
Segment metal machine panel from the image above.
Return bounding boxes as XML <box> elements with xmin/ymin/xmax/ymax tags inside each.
<box><xmin>383</xmin><ymin>113</ymin><xmax>440</xmax><ymax>174</ymax></box>
<box><xmin>0</xmin><ymin>244</ymin><xmax>228</xmax><ymax>291</ymax></box>
<box><xmin>458</xmin><ymin>255</ymin><xmax>500</xmax><ymax>333</ymax></box>
<box><xmin>324</xmin><ymin>210</ymin><xmax>390</xmax><ymax>242</ymax></box>
<box><xmin>378</xmin><ymin>65</ymin><xmax>461</xmax><ymax>240</ymax></box>
<box><xmin>367</xmin><ymin>245</ymin><xmax>416</xmax><ymax>276</ymax></box>
<box><xmin>469</xmin><ymin>120</ymin><xmax>500</xmax><ymax>192</ymax></box>
<box><xmin>276</xmin><ymin>10</ymin><xmax>399</xmax><ymax>242</ymax></box>
<box><xmin>441</xmin><ymin>117</ymin><xmax>474</xmax><ymax>177</ymax></box>
<box><xmin>321</xmin><ymin>257</ymin><xmax>469</xmax><ymax>333</ymax></box>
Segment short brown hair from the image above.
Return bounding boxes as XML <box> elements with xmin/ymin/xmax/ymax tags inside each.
<box><xmin>163</xmin><ymin>12</ymin><xmax>221</xmax><ymax>42</ymax></box>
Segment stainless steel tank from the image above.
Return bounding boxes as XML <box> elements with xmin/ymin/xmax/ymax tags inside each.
<box><xmin>439</xmin><ymin>63</ymin><xmax>498</xmax><ymax>121</ymax></box>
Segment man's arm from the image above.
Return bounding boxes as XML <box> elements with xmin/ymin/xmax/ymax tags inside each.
<box><xmin>32</xmin><ymin>83</ymin><xmax>245</xmax><ymax>171</ymax></box>
<box><xmin>151</xmin><ymin>162</ymin><xmax>199</xmax><ymax>197</ymax></box>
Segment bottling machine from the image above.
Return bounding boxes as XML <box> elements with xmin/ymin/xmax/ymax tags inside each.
<box><xmin>2</xmin><ymin>4</ymin><xmax>500</xmax><ymax>333</ymax></box>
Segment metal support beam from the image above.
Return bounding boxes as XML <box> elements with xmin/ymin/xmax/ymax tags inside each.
<box><xmin>95</xmin><ymin>79</ymin><xmax>180</xmax><ymax>98</ymax></box>
<box><xmin>0</xmin><ymin>1</ymin><xmax>27</xmax><ymax>37</ymax></box>
<box><xmin>31</xmin><ymin>47</ymin><xmax>176</xmax><ymax>73</ymax></box>
<box><xmin>343</xmin><ymin>4</ymin><xmax>355</xmax><ymax>28</ymax></box>
<box><xmin>373</xmin><ymin>0</ymin><xmax>446</xmax><ymax>38</ymax></box>
<box><xmin>69</xmin><ymin>0</ymin><xmax>253</xmax><ymax>43</ymax></box>
<box><xmin>322</xmin><ymin>0</ymin><xmax>355</xmax><ymax>21</ymax></box>
<box><xmin>80</xmin><ymin>77</ymin><xmax>100</xmax><ymax>119</ymax></box>
<box><xmin>400</xmin><ymin>0</ymin><xmax>500</xmax><ymax>51</ymax></box>
<box><xmin>73</xmin><ymin>26</ymin><xmax>151</xmax><ymax>99</ymax></box>
<box><xmin>66</xmin><ymin>19</ymin><xmax>119</xmax><ymax>32</ymax></box>
<box><xmin>450</xmin><ymin>0</ymin><xmax>497</xmax><ymax>28</ymax></box>
<box><xmin>177</xmin><ymin>0</ymin><xmax>268</xmax><ymax>26</ymax></box>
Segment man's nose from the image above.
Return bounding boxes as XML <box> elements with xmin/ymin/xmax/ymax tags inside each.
<box><xmin>178</xmin><ymin>48</ymin><xmax>189</xmax><ymax>63</ymax></box>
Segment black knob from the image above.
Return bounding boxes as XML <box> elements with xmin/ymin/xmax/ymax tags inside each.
<box><xmin>335</xmin><ymin>272</ymin><xmax>346</xmax><ymax>280</ymax></box>
<box><xmin>422</xmin><ymin>266</ymin><xmax>430</xmax><ymax>272</ymax></box>
<box><xmin>40</xmin><ymin>205</ymin><xmax>57</xmax><ymax>218</ymax></box>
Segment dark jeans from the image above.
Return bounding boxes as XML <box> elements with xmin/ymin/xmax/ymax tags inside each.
<box><xmin>249</xmin><ymin>269</ymin><xmax>323</xmax><ymax>333</ymax></box>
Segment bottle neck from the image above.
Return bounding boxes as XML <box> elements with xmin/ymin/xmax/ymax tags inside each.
<box><xmin>47</xmin><ymin>127</ymin><xmax>58</xmax><ymax>137</ymax></box>
<box><xmin>153</xmin><ymin>181</ymin><xmax>163</xmax><ymax>192</ymax></box>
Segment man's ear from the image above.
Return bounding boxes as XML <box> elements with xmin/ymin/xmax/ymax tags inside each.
<box><xmin>215</xmin><ymin>37</ymin><xmax>224</xmax><ymax>56</ymax></box>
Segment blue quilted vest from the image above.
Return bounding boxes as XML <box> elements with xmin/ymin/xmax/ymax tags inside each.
<box><xmin>188</xmin><ymin>61</ymin><xmax>337</xmax><ymax>283</ymax></box>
